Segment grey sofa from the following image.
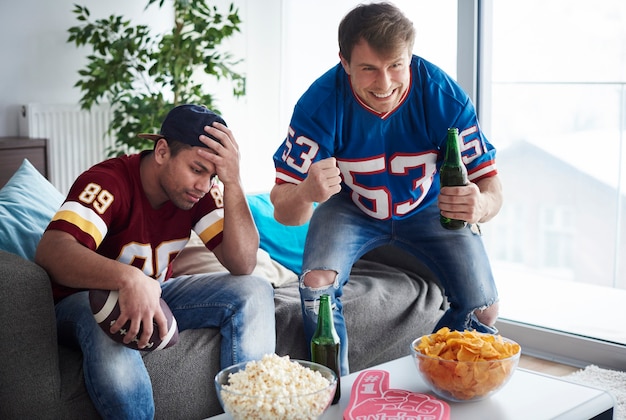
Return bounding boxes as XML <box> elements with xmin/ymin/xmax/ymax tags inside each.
<box><xmin>0</xmin><ymin>244</ymin><xmax>444</xmax><ymax>419</ymax></box>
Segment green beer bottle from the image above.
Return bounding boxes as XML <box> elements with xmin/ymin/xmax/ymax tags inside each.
<box><xmin>311</xmin><ymin>294</ymin><xmax>341</xmax><ymax>404</ymax></box>
<box><xmin>439</xmin><ymin>127</ymin><xmax>468</xmax><ymax>230</ymax></box>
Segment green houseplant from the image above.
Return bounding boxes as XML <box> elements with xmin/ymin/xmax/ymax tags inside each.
<box><xmin>68</xmin><ymin>0</ymin><xmax>245</xmax><ymax>156</ymax></box>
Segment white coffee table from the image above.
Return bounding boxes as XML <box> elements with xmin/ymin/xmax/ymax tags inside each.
<box><xmin>210</xmin><ymin>355</ymin><xmax>616</xmax><ymax>419</ymax></box>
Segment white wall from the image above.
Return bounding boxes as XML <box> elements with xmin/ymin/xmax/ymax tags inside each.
<box><xmin>0</xmin><ymin>0</ymin><xmax>173</xmax><ymax>133</ymax></box>
<box><xmin>214</xmin><ymin>0</ymin><xmax>457</xmax><ymax>193</ymax></box>
<box><xmin>0</xmin><ymin>0</ymin><xmax>282</xmax><ymax>193</ymax></box>
<box><xmin>0</xmin><ymin>0</ymin><xmax>455</xmax><ymax>193</ymax></box>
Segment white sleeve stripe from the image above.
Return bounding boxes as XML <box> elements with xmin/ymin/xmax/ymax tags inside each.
<box><xmin>276</xmin><ymin>172</ymin><xmax>302</xmax><ymax>185</ymax></box>
<box><xmin>57</xmin><ymin>201</ymin><xmax>109</xmax><ymax>238</ymax></box>
<box><xmin>194</xmin><ymin>208</ymin><xmax>224</xmax><ymax>233</ymax></box>
<box><xmin>469</xmin><ymin>164</ymin><xmax>496</xmax><ymax>180</ymax></box>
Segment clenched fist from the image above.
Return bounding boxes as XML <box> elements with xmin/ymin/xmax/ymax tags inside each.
<box><xmin>301</xmin><ymin>157</ymin><xmax>342</xmax><ymax>204</ymax></box>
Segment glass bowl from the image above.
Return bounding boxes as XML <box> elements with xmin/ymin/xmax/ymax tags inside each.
<box><xmin>214</xmin><ymin>356</ymin><xmax>337</xmax><ymax>420</ymax></box>
<box><xmin>410</xmin><ymin>334</ymin><xmax>520</xmax><ymax>402</ymax></box>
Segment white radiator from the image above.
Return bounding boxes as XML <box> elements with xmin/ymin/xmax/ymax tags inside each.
<box><xmin>18</xmin><ymin>103</ymin><xmax>114</xmax><ymax>195</ymax></box>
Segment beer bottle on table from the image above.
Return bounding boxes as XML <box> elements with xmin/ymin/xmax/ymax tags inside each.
<box><xmin>311</xmin><ymin>294</ymin><xmax>341</xmax><ymax>404</ymax></box>
<box><xmin>439</xmin><ymin>127</ymin><xmax>469</xmax><ymax>230</ymax></box>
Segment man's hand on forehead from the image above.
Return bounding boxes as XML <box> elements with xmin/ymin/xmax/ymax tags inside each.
<box><xmin>196</xmin><ymin>123</ymin><xmax>242</xmax><ymax>185</ymax></box>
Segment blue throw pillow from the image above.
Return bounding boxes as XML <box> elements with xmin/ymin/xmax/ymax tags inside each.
<box><xmin>247</xmin><ymin>193</ymin><xmax>311</xmax><ymax>274</ymax></box>
<box><xmin>0</xmin><ymin>159</ymin><xmax>64</xmax><ymax>261</ymax></box>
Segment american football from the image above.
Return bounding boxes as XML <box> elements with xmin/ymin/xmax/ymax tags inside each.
<box><xmin>89</xmin><ymin>289</ymin><xmax>179</xmax><ymax>351</ymax></box>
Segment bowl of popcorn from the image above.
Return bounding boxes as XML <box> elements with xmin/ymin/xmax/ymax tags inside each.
<box><xmin>410</xmin><ymin>327</ymin><xmax>521</xmax><ymax>402</ymax></box>
<box><xmin>214</xmin><ymin>353</ymin><xmax>337</xmax><ymax>420</ymax></box>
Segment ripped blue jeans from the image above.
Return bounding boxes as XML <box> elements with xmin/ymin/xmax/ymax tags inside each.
<box><xmin>299</xmin><ymin>193</ymin><xmax>498</xmax><ymax>376</ymax></box>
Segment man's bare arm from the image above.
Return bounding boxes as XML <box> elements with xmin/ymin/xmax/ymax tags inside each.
<box><xmin>211</xmin><ymin>179</ymin><xmax>260</xmax><ymax>275</ymax></box>
<box><xmin>35</xmin><ymin>230</ymin><xmax>140</xmax><ymax>290</ymax></box>
<box><xmin>475</xmin><ymin>175</ymin><xmax>503</xmax><ymax>223</ymax></box>
<box><xmin>270</xmin><ymin>157</ymin><xmax>342</xmax><ymax>226</ymax></box>
<box><xmin>35</xmin><ymin>230</ymin><xmax>166</xmax><ymax>348</ymax></box>
<box><xmin>270</xmin><ymin>182</ymin><xmax>317</xmax><ymax>226</ymax></box>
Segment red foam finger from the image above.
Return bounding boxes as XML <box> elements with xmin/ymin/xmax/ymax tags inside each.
<box><xmin>344</xmin><ymin>370</ymin><xmax>450</xmax><ymax>420</ymax></box>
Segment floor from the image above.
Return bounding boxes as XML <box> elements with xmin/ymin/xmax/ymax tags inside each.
<box><xmin>518</xmin><ymin>354</ymin><xmax>579</xmax><ymax>377</ymax></box>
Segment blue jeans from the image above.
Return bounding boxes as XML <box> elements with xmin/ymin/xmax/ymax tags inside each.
<box><xmin>299</xmin><ymin>193</ymin><xmax>498</xmax><ymax>376</ymax></box>
<box><xmin>55</xmin><ymin>273</ymin><xmax>275</xmax><ymax>420</ymax></box>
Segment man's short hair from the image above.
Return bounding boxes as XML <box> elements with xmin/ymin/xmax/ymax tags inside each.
<box><xmin>338</xmin><ymin>2</ymin><xmax>415</xmax><ymax>63</ymax></box>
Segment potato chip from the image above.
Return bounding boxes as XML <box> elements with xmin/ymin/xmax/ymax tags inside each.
<box><xmin>413</xmin><ymin>328</ymin><xmax>521</xmax><ymax>401</ymax></box>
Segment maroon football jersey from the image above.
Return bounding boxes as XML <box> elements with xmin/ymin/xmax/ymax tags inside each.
<box><xmin>46</xmin><ymin>152</ymin><xmax>224</xmax><ymax>302</ymax></box>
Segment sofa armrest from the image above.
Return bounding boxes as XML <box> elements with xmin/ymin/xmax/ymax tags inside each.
<box><xmin>0</xmin><ymin>251</ymin><xmax>62</xmax><ymax>418</ymax></box>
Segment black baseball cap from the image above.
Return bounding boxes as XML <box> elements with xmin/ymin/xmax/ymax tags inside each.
<box><xmin>138</xmin><ymin>104</ymin><xmax>226</xmax><ymax>148</ymax></box>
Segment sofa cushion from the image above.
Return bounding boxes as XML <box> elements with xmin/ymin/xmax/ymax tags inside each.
<box><xmin>247</xmin><ymin>193</ymin><xmax>312</xmax><ymax>274</ymax></box>
<box><xmin>160</xmin><ymin>249</ymin><xmax>445</xmax><ymax>418</ymax></box>
<box><xmin>0</xmin><ymin>159</ymin><xmax>64</xmax><ymax>261</ymax></box>
<box><xmin>171</xmin><ymin>231</ymin><xmax>298</xmax><ymax>287</ymax></box>
<box><xmin>274</xmin><ymin>247</ymin><xmax>445</xmax><ymax>372</ymax></box>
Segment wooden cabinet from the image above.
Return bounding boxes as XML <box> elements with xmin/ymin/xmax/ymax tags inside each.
<box><xmin>0</xmin><ymin>137</ymin><xmax>48</xmax><ymax>188</ymax></box>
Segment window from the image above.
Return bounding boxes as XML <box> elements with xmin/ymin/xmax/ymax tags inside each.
<box><xmin>279</xmin><ymin>0</ymin><xmax>457</xmax><ymax>118</ymax></box>
<box><xmin>540</xmin><ymin>206</ymin><xmax>574</xmax><ymax>270</ymax></box>
<box><xmin>476</xmin><ymin>0</ymin><xmax>626</xmax><ymax>369</ymax></box>
<box><xmin>272</xmin><ymin>0</ymin><xmax>626</xmax><ymax>369</ymax></box>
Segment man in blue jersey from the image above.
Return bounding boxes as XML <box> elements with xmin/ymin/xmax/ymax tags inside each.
<box><xmin>271</xmin><ymin>2</ymin><xmax>502</xmax><ymax>376</ymax></box>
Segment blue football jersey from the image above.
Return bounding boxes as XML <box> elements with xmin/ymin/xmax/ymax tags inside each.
<box><xmin>273</xmin><ymin>55</ymin><xmax>497</xmax><ymax>221</ymax></box>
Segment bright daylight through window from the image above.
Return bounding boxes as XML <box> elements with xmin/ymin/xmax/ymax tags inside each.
<box><xmin>282</xmin><ymin>0</ymin><xmax>625</xmax><ymax>369</ymax></box>
<box><xmin>479</xmin><ymin>0</ymin><xmax>626</xmax><ymax>362</ymax></box>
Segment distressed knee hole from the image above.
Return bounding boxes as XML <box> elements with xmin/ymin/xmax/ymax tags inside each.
<box><xmin>300</xmin><ymin>270</ymin><xmax>337</xmax><ymax>290</ymax></box>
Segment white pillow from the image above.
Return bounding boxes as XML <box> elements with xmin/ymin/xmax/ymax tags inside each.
<box><xmin>171</xmin><ymin>232</ymin><xmax>298</xmax><ymax>288</ymax></box>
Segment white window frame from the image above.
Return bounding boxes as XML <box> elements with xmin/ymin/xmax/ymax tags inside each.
<box><xmin>460</xmin><ymin>0</ymin><xmax>626</xmax><ymax>370</ymax></box>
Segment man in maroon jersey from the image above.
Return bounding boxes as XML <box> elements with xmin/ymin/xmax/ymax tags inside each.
<box><xmin>35</xmin><ymin>104</ymin><xmax>276</xmax><ymax>419</ymax></box>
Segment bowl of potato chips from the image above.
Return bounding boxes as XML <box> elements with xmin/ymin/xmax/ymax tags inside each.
<box><xmin>411</xmin><ymin>328</ymin><xmax>521</xmax><ymax>402</ymax></box>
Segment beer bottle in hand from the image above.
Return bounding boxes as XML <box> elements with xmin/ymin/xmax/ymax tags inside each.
<box><xmin>440</xmin><ymin>127</ymin><xmax>469</xmax><ymax>229</ymax></box>
<box><xmin>311</xmin><ymin>294</ymin><xmax>341</xmax><ymax>404</ymax></box>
